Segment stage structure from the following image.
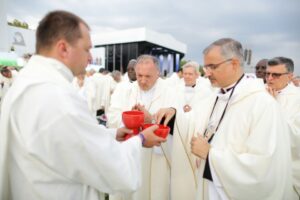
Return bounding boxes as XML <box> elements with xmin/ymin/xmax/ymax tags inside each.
<box><xmin>92</xmin><ymin>27</ymin><xmax>187</xmax><ymax>75</ymax></box>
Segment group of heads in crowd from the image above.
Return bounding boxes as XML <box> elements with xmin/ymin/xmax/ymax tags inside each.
<box><xmin>256</xmin><ymin>57</ymin><xmax>299</xmax><ymax>89</ymax></box>
<box><xmin>1</xmin><ymin>7</ymin><xmax>299</xmax><ymax>92</ymax></box>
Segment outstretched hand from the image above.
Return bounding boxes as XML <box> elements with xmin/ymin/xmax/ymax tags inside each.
<box><xmin>153</xmin><ymin>107</ymin><xmax>176</xmax><ymax>126</ymax></box>
<box><xmin>140</xmin><ymin>125</ymin><xmax>167</xmax><ymax>148</ymax></box>
<box><xmin>132</xmin><ymin>103</ymin><xmax>153</xmax><ymax>123</ymax></box>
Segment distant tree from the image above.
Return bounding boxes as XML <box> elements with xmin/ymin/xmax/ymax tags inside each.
<box><xmin>7</xmin><ymin>19</ymin><xmax>29</xmax><ymax>29</ymax></box>
<box><xmin>21</xmin><ymin>22</ymin><xmax>29</xmax><ymax>29</ymax></box>
<box><xmin>199</xmin><ymin>65</ymin><xmax>205</xmax><ymax>76</ymax></box>
<box><xmin>180</xmin><ymin>59</ymin><xmax>188</xmax><ymax>68</ymax></box>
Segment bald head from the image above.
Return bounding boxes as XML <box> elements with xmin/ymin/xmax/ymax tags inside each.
<box><xmin>255</xmin><ymin>59</ymin><xmax>268</xmax><ymax>81</ymax></box>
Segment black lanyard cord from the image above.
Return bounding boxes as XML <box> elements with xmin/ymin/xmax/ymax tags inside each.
<box><xmin>204</xmin><ymin>74</ymin><xmax>245</xmax><ymax>143</ymax></box>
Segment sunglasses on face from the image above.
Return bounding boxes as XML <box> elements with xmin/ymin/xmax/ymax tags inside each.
<box><xmin>265</xmin><ymin>72</ymin><xmax>289</xmax><ymax>78</ymax></box>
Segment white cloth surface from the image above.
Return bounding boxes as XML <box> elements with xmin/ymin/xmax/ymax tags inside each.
<box><xmin>0</xmin><ymin>55</ymin><xmax>144</xmax><ymax>200</ymax></box>
<box><xmin>275</xmin><ymin>83</ymin><xmax>300</xmax><ymax>196</ymax></box>
<box><xmin>194</xmin><ymin>78</ymin><xmax>297</xmax><ymax>200</ymax></box>
<box><xmin>107</xmin><ymin>78</ymin><xmax>177</xmax><ymax>200</ymax></box>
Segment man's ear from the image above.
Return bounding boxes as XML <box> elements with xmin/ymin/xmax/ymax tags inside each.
<box><xmin>288</xmin><ymin>73</ymin><xmax>294</xmax><ymax>81</ymax></box>
<box><xmin>56</xmin><ymin>39</ymin><xmax>69</xmax><ymax>59</ymax></box>
<box><xmin>231</xmin><ymin>58</ymin><xmax>240</xmax><ymax>71</ymax></box>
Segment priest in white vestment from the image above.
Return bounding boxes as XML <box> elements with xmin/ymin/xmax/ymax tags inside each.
<box><xmin>0</xmin><ymin>11</ymin><xmax>166</xmax><ymax>200</ymax></box>
<box><xmin>73</xmin><ymin>73</ymin><xmax>98</xmax><ymax>116</ymax></box>
<box><xmin>265</xmin><ymin>57</ymin><xmax>300</xmax><ymax>197</ymax></box>
<box><xmin>165</xmin><ymin>68</ymin><xmax>183</xmax><ymax>87</ymax></box>
<box><xmin>89</xmin><ymin>71</ymin><xmax>113</xmax><ymax>115</ymax></box>
<box><xmin>192</xmin><ymin>38</ymin><xmax>297</xmax><ymax>200</ymax></box>
<box><xmin>107</xmin><ymin>55</ymin><xmax>177</xmax><ymax>200</ymax></box>
<box><xmin>170</xmin><ymin>61</ymin><xmax>214</xmax><ymax>200</ymax></box>
<box><xmin>157</xmin><ymin>38</ymin><xmax>297</xmax><ymax>200</ymax></box>
<box><xmin>122</xmin><ymin>59</ymin><xmax>137</xmax><ymax>83</ymax></box>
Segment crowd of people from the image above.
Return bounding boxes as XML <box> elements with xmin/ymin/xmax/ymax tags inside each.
<box><xmin>0</xmin><ymin>10</ymin><xmax>299</xmax><ymax>200</ymax></box>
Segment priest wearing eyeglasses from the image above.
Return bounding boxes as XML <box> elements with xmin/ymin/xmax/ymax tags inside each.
<box><xmin>156</xmin><ymin>38</ymin><xmax>297</xmax><ymax>199</ymax></box>
<box><xmin>266</xmin><ymin>57</ymin><xmax>300</xmax><ymax>197</ymax></box>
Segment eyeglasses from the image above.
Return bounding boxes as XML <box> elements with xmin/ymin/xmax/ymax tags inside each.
<box><xmin>265</xmin><ymin>72</ymin><xmax>289</xmax><ymax>78</ymax></box>
<box><xmin>203</xmin><ymin>58</ymin><xmax>232</xmax><ymax>71</ymax></box>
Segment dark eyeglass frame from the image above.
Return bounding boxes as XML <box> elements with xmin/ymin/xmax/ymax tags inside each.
<box><xmin>265</xmin><ymin>72</ymin><xmax>290</xmax><ymax>78</ymax></box>
<box><xmin>203</xmin><ymin>58</ymin><xmax>232</xmax><ymax>71</ymax></box>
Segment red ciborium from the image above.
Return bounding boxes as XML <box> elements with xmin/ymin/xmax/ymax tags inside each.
<box><xmin>142</xmin><ymin>124</ymin><xmax>170</xmax><ymax>139</ymax></box>
<box><xmin>122</xmin><ymin>111</ymin><xmax>144</xmax><ymax>140</ymax></box>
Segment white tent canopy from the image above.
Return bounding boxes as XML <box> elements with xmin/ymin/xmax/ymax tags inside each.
<box><xmin>92</xmin><ymin>27</ymin><xmax>187</xmax><ymax>55</ymax></box>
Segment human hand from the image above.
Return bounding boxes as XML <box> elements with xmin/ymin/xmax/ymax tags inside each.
<box><xmin>140</xmin><ymin>125</ymin><xmax>167</xmax><ymax>148</ymax></box>
<box><xmin>266</xmin><ymin>86</ymin><xmax>278</xmax><ymax>98</ymax></box>
<box><xmin>132</xmin><ymin>103</ymin><xmax>152</xmax><ymax>123</ymax></box>
<box><xmin>116</xmin><ymin>127</ymin><xmax>133</xmax><ymax>141</ymax></box>
<box><xmin>191</xmin><ymin>134</ymin><xmax>210</xmax><ymax>159</ymax></box>
<box><xmin>153</xmin><ymin>107</ymin><xmax>176</xmax><ymax>126</ymax></box>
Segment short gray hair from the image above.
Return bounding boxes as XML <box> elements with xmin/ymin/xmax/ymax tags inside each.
<box><xmin>136</xmin><ymin>55</ymin><xmax>160</xmax><ymax>71</ymax></box>
<box><xmin>203</xmin><ymin>38</ymin><xmax>244</xmax><ymax>67</ymax></box>
<box><xmin>267</xmin><ymin>57</ymin><xmax>294</xmax><ymax>73</ymax></box>
<box><xmin>111</xmin><ymin>70</ymin><xmax>122</xmax><ymax>77</ymax></box>
<box><xmin>182</xmin><ymin>61</ymin><xmax>200</xmax><ymax>74</ymax></box>
<box><xmin>127</xmin><ymin>59</ymin><xmax>137</xmax><ymax>69</ymax></box>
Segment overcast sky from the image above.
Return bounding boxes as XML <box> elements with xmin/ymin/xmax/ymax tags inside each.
<box><xmin>6</xmin><ymin>0</ymin><xmax>300</xmax><ymax>74</ymax></box>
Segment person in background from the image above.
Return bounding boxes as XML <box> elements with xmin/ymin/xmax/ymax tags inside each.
<box><xmin>155</xmin><ymin>38</ymin><xmax>297</xmax><ymax>199</ymax></box>
<box><xmin>170</xmin><ymin>61</ymin><xmax>213</xmax><ymax>200</ymax></box>
<box><xmin>255</xmin><ymin>58</ymin><xmax>268</xmax><ymax>83</ymax></box>
<box><xmin>108</xmin><ymin>55</ymin><xmax>177</xmax><ymax>200</ymax></box>
<box><xmin>123</xmin><ymin>59</ymin><xmax>137</xmax><ymax>83</ymax></box>
<box><xmin>265</xmin><ymin>57</ymin><xmax>300</xmax><ymax>197</ymax></box>
<box><xmin>291</xmin><ymin>75</ymin><xmax>300</xmax><ymax>87</ymax></box>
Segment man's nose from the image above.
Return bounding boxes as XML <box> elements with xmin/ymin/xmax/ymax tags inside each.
<box><xmin>265</xmin><ymin>74</ymin><xmax>274</xmax><ymax>81</ymax></box>
<box><xmin>204</xmin><ymin>70</ymin><xmax>212</xmax><ymax>78</ymax></box>
<box><xmin>88</xmin><ymin>52</ymin><xmax>92</xmax><ymax>63</ymax></box>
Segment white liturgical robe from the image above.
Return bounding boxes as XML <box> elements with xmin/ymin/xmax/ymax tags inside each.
<box><xmin>275</xmin><ymin>83</ymin><xmax>300</xmax><ymax>197</ymax></box>
<box><xmin>89</xmin><ymin>72</ymin><xmax>112</xmax><ymax>114</ymax></box>
<box><xmin>107</xmin><ymin>78</ymin><xmax>177</xmax><ymax>200</ymax></box>
<box><xmin>0</xmin><ymin>55</ymin><xmax>144</xmax><ymax>200</ymax></box>
<box><xmin>171</xmin><ymin>85</ymin><xmax>214</xmax><ymax>200</ymax></box>
<box><xmin>191</xmin><ymin>77</ymin><xmax>297</xmax><ymax>200</ymax></box>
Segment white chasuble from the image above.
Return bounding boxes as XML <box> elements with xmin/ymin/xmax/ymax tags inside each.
<box><xmin>275</xmin><ymin>84</ymin><xmax>300</xmax><ymax>196</ymax></box>
<box><xmin>108</xmin><ymin>78</ymin><xmax>177</xmax><ymax>200</ymax></box>
<box><xmin>0</xmin><ymin>55</ymin><xmax>144</xmax><ymax>200</ymax></box>
<box><xmin>194</xmin><ymin>78</ymin><xmax>297</xmax><ymax>200</ymax></box>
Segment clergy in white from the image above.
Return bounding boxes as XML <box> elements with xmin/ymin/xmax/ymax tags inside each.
<box><xmin>155</xmin><ymin>38</ymin><xmax>297</xmax><ymax>199</ymax></box>
<box><xmin>122</xmin><ymin>59</ymin><xmax>137</xmax><ymax>83</ymax></box>
<box><xmin>0</xmin><ymin>11</ymin><xmax>166</xmax><ymax>200</ymax></box>
<box><xmin>165</xmin><ymin>68</ymin><xmax>183</xmax><ymax>88</ymax></box>
<box><xmin>170</xmin><ymin>61</ymin><xmax>214</xmax><ymax>200</ymax></box>
<box><xmin>107</xmin><ymin>55</ymin><xmax>177</xmax><ymax>200</ymax></box>
<box><xmin>72</xmin><ymin>73</ymin><xmax>98</xmax><ymax>116</ymax></box>
<box><xmin>89</xmin><ymin>71</ymin><xmax>112</xmax><ymax>116</ymax></box>
<box><xmin>266</xmin><ymin>57</ymin><xmax>300</xmax><ymax>197</ymax></box>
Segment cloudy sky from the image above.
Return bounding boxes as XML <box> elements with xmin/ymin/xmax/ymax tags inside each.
<box><xmin>6</xmin><ymin>0</ymin><xmax>300</xmax><ymax>74</ymax></box>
